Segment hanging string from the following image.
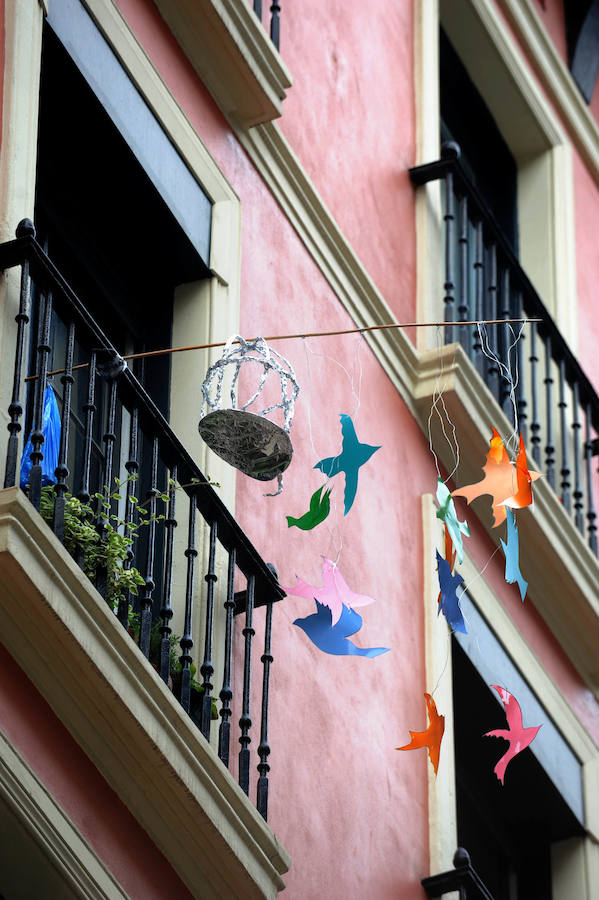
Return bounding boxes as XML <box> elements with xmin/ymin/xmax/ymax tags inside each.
<box><xmin>427</xmin><ymin>327</ymin><xmax>461</xmax><ymax>483</ymax></box>
<box><xmin>477</xmin><ymin>322</ymin><xmax>524</xmax><ymax>456</ymax></box>
<box><xmin>25</xmin><ymin>317</ymin><xmax>541</xmax><ymax>382</ymax></box>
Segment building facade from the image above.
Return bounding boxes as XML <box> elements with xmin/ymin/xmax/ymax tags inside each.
<box><xmin>0</xmin><ymin>0</ymin><xmax>598</xmax><ymax>898</ymax></box>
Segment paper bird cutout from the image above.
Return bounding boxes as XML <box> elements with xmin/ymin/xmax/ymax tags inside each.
<box><xmin>436</xmin><ymin>479</ymin><xmax>470</xmax><ymax>564</ymax></box>
<box><xmin>286</xmin><ymin>485</ymin><xmax>332</xmax><ymax>530</ymax></box>
<box><xmin>499</xmin><ymin>434</ymin><xmax>542</xmax><ymax>510</ymax></box>
<box><xmin>282</xmin><ymin>557</ymin><xmax>375</xmax><ymax>627</ymax></box>
<box><xmin>452</xmin><ymin>428</ymin><xmax>541</xmax><ymax>528</ymax></box>
<box><xmin>293</xmin><ymin>600</ymin><xmax>389</xmax><ymax>657</ymax></box>
<box><xmin>484</xmin><ymin>685</ymin><xmax>541</xmax><ymax>785</ymax></box>
<box><xmin>396</xmin><ymin>693</ymin><xmax>445</xmax><ymax>775</ymax></box>
<box><xmin>437</xmin><ymin>524</ymin><xmax>456</xmax><ymax>605</ymax></box>
<box><xmin>500</xmin><ymin>507</ymin><xmax>528</xmax><ymax>601</ymax></box>
<box><xmin>314</xmin><ymin>414</ymin><xmax>380</xmax><ymax>515</ymax></box>
<box><xmin>436</xmin><ymin>550</ymin><xmax>467</xmax><ymax>633</ymax></box>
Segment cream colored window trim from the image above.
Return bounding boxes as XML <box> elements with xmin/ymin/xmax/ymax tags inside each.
<box><xmin>415</xmin><ymin>0</ymin><xmax>578</xmax><ymax>350</ymax></box>
<box><xmin>422</xmin><ymin>494</ymin><xmax>599</xmax><ymax>895</ymax></box>
<box><xmin>152</xmin><ymin>0</ymin><xmax>292</xmax><ymax>129</ymax></box>
<box><xmin>415</xmin><ymin>344</ymin><xmax>599</xmax><ymax>696</ymax></box>
<box><xmin>0</xmin><ymin>732</ymin><xmax>130</xmax><ymax>899</ymax></box>
<box><xmin>0</xmin><ymin>486</ymin><xmax>290</xmax><ymax>898</ymax></box>
<box><xmin>499</xmin><ymin>0</ymin><xmax>599</xmax><ymax>185</ymax></box>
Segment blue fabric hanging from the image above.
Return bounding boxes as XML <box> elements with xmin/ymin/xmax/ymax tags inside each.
<box><xmin>19</xmin><ymin>385</ymin><xmax>61</xmax><ymax>490</ymax></box>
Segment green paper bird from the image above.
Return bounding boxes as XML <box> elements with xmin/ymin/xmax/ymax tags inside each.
<box><xmin>286</xmin><ymin>485</ymin><xmax>332</xmax><ymax>531</ymax></box>
<box><xmin>436</xmin><ymin>479</ymin><xmax>470</xmax><ymax>564</ymax></box>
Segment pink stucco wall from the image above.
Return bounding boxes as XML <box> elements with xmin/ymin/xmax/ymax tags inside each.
<box><xmin>0</xmin><ymin>643</ymin><xmax>193</xmax><ymax>899</ymax></box>
<box><xmin>34</xmin><ymin>0</ymin><xmax>599</xmax><ymax>895</ymax></box>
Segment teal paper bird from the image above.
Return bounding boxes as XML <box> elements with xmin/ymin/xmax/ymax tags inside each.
<box><xmin>436</xmin><ymin>479</ymin><xmax>470</xmax><ymax>564</ymax></box>
<box><xmin>500</xmin><ymin>507</ymin><xmax>528</xmax><ymax>601</ymax></box>
<box><xmin>314</xmin><ymin>414</ymin><xmax>381</xmax><ymax>515</ymax></box>
<box><xmin>286</xmin><ymin>485</ymin><xmax>332</xmax><ymax>530</ymax></box>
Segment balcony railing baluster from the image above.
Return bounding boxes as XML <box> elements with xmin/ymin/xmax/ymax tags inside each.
<box><xmin>96</xmin><ymin>378</ymin><xmax>118</xmax><ymax>600</ymax></box>
<box><xmin>270</xmin><ymin>0</ymin><xmax>281</xmax><ymax>50</ymax></box>
<box><xmin>120</xmin><ymin>407</ymin><xmax>139</xmax><ymax>628</ymax></box>
<box><xmin>457</xmin><ymin>194</ymin><xmax>469</xmax><ymax>355</ymax></box>
<box><xmin>29</xmin><ymin>287</ymin><xmax>53</xmax><ymax>512</ymax></box>
<box><xmin>52</xmin><ymin>321</ymin><xmax>75</xmax><ymax>543</ymax></box>
<box><xmin>180</xmin><ymin>491</ymin><xmax>198</xmax><ymax>714</ymax></box>
<box><xmin>139</xmin><ymin>436</ymin><xmax>159</xmax><ymax>656</ymax></box>
<box><xmin>585</xmin><ymin>404</ymin><xmax>598</xmax><ymax>554</ymax></box>
<box><xmin>239</xmin><ymin>574</ymin><xmax>256</xmax><ymax>796</ymax></box>
<box><xmin>199</xmin><ymin>520</ymin><xmax>218</xmax><ymax>739</ymax></box>
<box><xmin>218</xmin><ymin>547</ymin><xmax>236</xmax><ymax>767</ymax></box>
<box><xmin>410</xmin><ymin>151</ymin><xmax>599</xmax><ymax>557</ymax></box>
<box><xmin>159</xmin><ymin>463</ymin><xmax>177</xmax><ymax>683</ymax></box>
<box><xmin>257</xmin><ymin>596</ymin><xmax>274</xmax><ymax>820</ymax></box>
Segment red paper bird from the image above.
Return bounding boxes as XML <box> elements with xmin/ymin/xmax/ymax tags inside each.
<box><xmin>484</xmin><ymin>685</ymin><xmax>542</xmax><ymax>785</ymax></box>
<box><xmin>396</xmin><ymin>693</ymin><xmax>445</xmax><ymax>775</ymax></box>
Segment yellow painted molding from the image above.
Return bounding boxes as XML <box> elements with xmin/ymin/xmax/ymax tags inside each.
<box><xmin>0</xmin><ymin>732</ymin><xmax>130</xmax><ymax>898</ymax></box>
<box><xmin>0</xmin><ymin>487</ymin><xmax>290</xmax><ymax>899</ymax></box>
<box><xmin>151</xmin><ymin>0</ymin><xmax>292</xmax><ymax>129</ymax></box>
<box><xmin>498</xmin><ymin>0</ymin><xmax>599</xmax><ymax>186</ymax></box>
<box><xmin>415</xmin><ymin>343</ymin><xmax>599</xmax><ymax>696</ymax></box>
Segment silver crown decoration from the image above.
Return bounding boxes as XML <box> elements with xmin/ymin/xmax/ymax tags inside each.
<box><xmin>198</xmin><ymin>335</ymin><xmax>300</xmax><ymax>496</ymax></box>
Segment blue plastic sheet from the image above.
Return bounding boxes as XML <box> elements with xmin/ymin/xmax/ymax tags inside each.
<box><xmin>20</xmin><ymin>385</ymin><xmax>61</xmax><ymax>490</ymax></box>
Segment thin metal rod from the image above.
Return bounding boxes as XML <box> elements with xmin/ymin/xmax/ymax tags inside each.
<box><xmin>26</xmin><ymin>318</ymin><xmax>543</xmax><ymax>381</ymax></box>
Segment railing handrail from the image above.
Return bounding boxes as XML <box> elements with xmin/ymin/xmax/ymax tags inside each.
<box><xmin>0</xmin><ymin>228</ymin><xmax>285</xmax><ymax>606</ymax></box>
<box><xmin>409</xmin><ymin>144</ymin><xmax>599</xmax><ymax>432</ymax></box>
<box><xmin>422</xmin><ymin>847</ymin><xmax>496</xmax><ymax>899</ymax></box>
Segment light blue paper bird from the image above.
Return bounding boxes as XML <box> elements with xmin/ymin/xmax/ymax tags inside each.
<box><xmin>314</xmin><ymin>414</ymin><xmax>381</xmax><ymax>515</ymax></box>
<box><xmin>436</xmin><ymin>479</ymin><xmax>470</xmax><ymax>564</ymax></box>
<box><xmin>500</xmin><ymin>507</ymin><xmax>528</xmax><ymax>602</ymax></box>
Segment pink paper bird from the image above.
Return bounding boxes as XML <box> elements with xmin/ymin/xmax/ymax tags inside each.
<box><xmin>484</xmin><ymin>685</ymin><xmax>542</xmax><ymax>785</ymax></box>
<box><xmin>282</xmin><ymin>558</ymin><xmax>375</xmax><ymax>626</ymax></box>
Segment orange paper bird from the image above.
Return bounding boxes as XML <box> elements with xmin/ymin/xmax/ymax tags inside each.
<box><xmin>484</xmin><ymin>685</ymin><xmax>542</xmax><ymax>785</ymax></box>
<box><xmin>396</xmin><ymin>693</ymin><xmax>445</xmax><ymax>775</ymax></box>
<box><xmin>499</xmin><ymin>433</ymin><xmax>542</xmax><ymax>510</ymax></box>
<box><xmin>438</xmin><ymin>524</ymin><xmax>456</xmax><ymax>605</ymax></box>
<box><xmin>452</xmin><ymin>428</ymin><xmax>541</xmax><ymax>528</ymax></box>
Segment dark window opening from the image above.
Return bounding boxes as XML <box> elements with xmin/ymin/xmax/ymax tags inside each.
<box><xmin>440</xmin><ymin>28</ymin><xmax>519</xmax><ymax>254</ymax></box>
<box><xmin>452</xmin><ymin>640</ymin><xmax>584</xmax><ymax>900</ymax></box>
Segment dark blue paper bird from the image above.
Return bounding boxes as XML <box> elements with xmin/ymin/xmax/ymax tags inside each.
<box><xmin>293</xmin><ymin>600</ymin><xmax>389</xmax><ymax>657</ymax></box>
<box><xmin>436</xmin><ymin>550</ymin><xmax>467</xmax><ymax>634</ymax></box>
<box><xmin>314</xmin><ymin>414</ymin><xmax>381</xmax><ymax>515</ymax></box>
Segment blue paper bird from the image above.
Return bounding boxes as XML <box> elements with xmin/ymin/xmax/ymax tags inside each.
<box><xmin>293</xmin><ymin>601</ymin><xmax>389</xmax><ymax>657</ymax></box>
<box><xmin>436</xmin><ymin>550</ymin><xmax>467</xmax><ymax>634</ymax></box>
<box><xmin>314</xmin><ymin>414</ymin><xmax>381</xmax><ymax>515</ymax></box>
<box><xmin>500</xmin><ymin>507</ymin><xmax>528</xmax><ymax>602</ymax></box>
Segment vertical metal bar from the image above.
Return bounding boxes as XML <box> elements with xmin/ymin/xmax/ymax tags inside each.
<box><xmin>29</xmin><ymin>287</ymin><xmax>53</xmax><ymax>511</ymax></box>
<box><xmin>584</xmin><ymin>404</ymin><xmax>597</xmax><ymax>555</ymax></box>
<box><xmin>530</xmin><ymin>323</ymin><xmax>541</xmax><ymax>467</ymax></box>
<box><xmin>78</xmin><ymin>351</ymin><xmax>97</xmax><ymax>504</ymax></box>
<box><xmin>218</xmin><ymin>547</ymin><xmax>236</xmax><ymax>767</ymax></box>
<box><xmin>572</xmin><ymin>382</ymin><xmax>584</xmax><ymax>534</ymax></box>
<box><xmin>119</xmin><ymin>407</ymin><xmax>139</xmax><ymax>628</ymax></box>
<box><xmin>472</xmin><ymin>220</ymin><xmax>484</xmax><ymax>376</ymax></box>
<box><xmin>4</xmin><ymin>232</ymin><xmax>32</xmax><ymax>488</ymax></box>
<box><xmin>257</xmin><ymin>599</ymin><xmax>274</xmax><ymax>821</ymax></box>
<box><xmin>52</xmin><ymin>321</ymin><xmax>75</xmax><ymax>542</ymax></box>
<box><xmin>515</xmin><ymin>292</ymin><xmax>527</xmax><ymax>444</ymax></box>
<box><xmin>443</xmin><ymin>172</ymin><xmax>455</xmax><ymax>344</ymax></box>
<box><xmin>179</xmin><ymin>492</ymin><xmax>197</xmax><ymax>714</ymax></box>
<box><xmin>457</xmin><ymin>194</ymin><xmax>469</xmax><ymax>354</ymax></box>
<box><xmin>159</xmin><ymin>463</ymin><xmax>177</xmax><ymax>683</ymax></box>
<box><xmin>199</xmin><ymin>521</ymin><xmax>218</xmax><ymax>739</ymax></box>
<box><xmin>253</xmin><ymin>0</ymin><xmax>262</xmax><ymax>16</ymax></box>
<box><xmin>558</xmin><ymin>358</ymin><xmax>571</xmax><ymax>512</ymax></box>
<box><xmin>139</xmin><ymin>436</ymin><xmax>159</xmax><ymax>657</ymax></box>
<box><xmin>95</xmin><ymin>379</ymin><xmax>118</xmax><ymax>600</ymax></box>
<box><xmin>270</xmin><ymin>0</ymin><xmax>280</xmax><ymax>50</ymax></box>
<box><xmin>485</xmin><ymin>244</ymin><xmax>499</xmax><ymax>403</ymax></box>
<box><xmin>239</xmin><ymin>574</ymin><xmax>256</xmax><ymax>796</ymax></box>
<box><xmin>499</xmin><ymin>267</ymin><xmax>512</xmax><ymax>418</ymax></box>
<box><xmin>544</xmin><ymin>335</ymin><xmax>556</xmax><ymax>490</ymax></box>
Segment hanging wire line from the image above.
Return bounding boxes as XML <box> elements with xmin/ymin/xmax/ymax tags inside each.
<box><xmin>477</xmin><ymin>322</ymin><xmax>524</xmax><ymax>456</ymax></box>
<box><xmin>427</xmin><ymin>327</ymin><xmax>461</xmax><ymax>483</ymax></box>
<box><xmin>27</xmin><ymin>316</ymin><xmax>541</xmax><ymax>382</ymax></box>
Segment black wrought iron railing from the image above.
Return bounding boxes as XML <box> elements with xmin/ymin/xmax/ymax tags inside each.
<box><xmin>410</xmin><ymin>144</ymin><xmax>599</xmax><ymax>558</ymax></box>
<box><xmin>422</xmin><ymin>848</ymin><xmax>495</xmax><ymax>900</ymax></box>
<box><xmin>0</xmin><ymin>219</ymin><xmax>285</xmax><ymax>821</ymax></box>
<box><xmin>253</xmin><ymin>0</ymin><xmax>282</xmax><ymax>50</ymax></box>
